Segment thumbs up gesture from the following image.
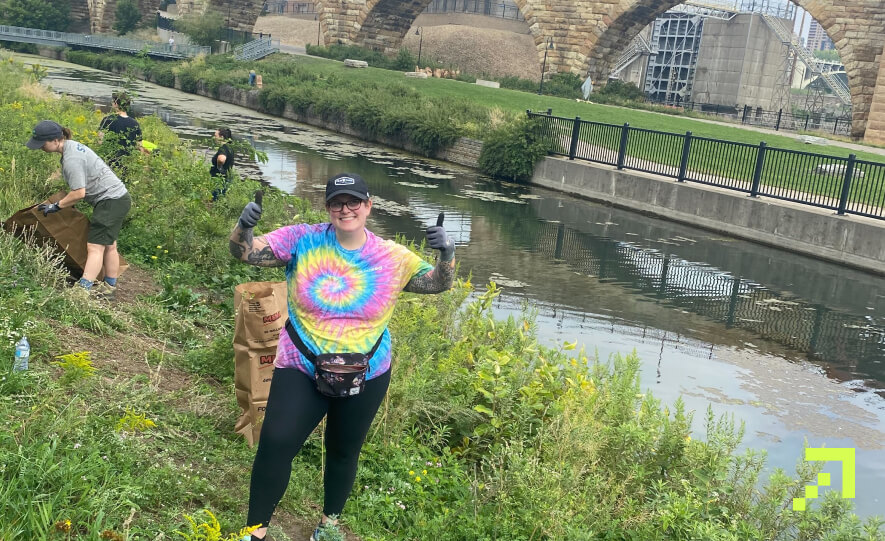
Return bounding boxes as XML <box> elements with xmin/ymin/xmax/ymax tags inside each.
<box><xmin>426</xmin><ymin>212</ymin><xmax>454</xmax><ymax>262</ymax></box>
<box><xmin>238</xmin><ymin>191</ymin><xmax>263</xmax><ymax>229</ymax></box>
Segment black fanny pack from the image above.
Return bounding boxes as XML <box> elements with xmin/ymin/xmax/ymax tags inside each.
<box><xmin>285</xmin><ymin>320</ymin><xmax>384</xmax><ymax>398</ymax></box>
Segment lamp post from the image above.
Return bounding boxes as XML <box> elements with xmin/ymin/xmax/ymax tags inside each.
<box><xmin>538</xmin><ymin>37</ymin><xmax>554</xmax><ymax>95</ymax></box>
<box><xmin>316</xmin><ymin>13</ymin><xmax>320</xmax><ymax>46</ymax></box>
<box><xmin>415</xmin><ymin>27</ymin><xmax>424</xmax><ymax>67</ymax></box>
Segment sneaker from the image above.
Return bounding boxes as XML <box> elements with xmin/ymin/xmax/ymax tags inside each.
<box><xmin>92</xmin><ymin>281</ymin><xmax>117</xmax><ymax>301</ymax></box>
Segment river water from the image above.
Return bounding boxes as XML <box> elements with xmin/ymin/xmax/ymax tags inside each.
<box><xmin>29</xmin><ymin>56</ymin><xmax>885</xmax><ymax>517</ymax></box>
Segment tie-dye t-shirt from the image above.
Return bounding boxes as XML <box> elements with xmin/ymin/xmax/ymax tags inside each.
<box><xmin>264</xmin><ymin>223</ymin><xmax>433</xmax><ymax>380</ymax></box>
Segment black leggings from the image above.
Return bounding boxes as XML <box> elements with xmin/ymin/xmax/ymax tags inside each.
<box><xmin>247</xmin><ymin>367</ymin><xmax>390</xmax><ymax>527</ymax></box>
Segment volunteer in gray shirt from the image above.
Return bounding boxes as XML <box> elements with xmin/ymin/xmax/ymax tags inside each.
<box><xmin>26</xmin><ymin>120</ymin><xmax>131</xmax><ymax>300</ymax></box>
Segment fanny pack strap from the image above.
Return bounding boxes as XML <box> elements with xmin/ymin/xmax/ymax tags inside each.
<box><xmin>284</xmin><ymin>319</ymin><xmax>384</xmax><ymax>363</ymax></box>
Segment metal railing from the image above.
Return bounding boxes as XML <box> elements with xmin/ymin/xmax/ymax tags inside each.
<box><xmin>234</xmin><ymin>37</ymin><xmax>280</xmax><ymax>61</ymax></box>
<box><xmin>637</xmin><ymin>98</ymin><xmax>853</xmax><ymax>137</ymax></box>
<box><xmin>528</xmin><ymin>110</ymin><xmax>885</xmax><ymax>220</ymax></box>
<box><xmin>759</xmin><ymin>13</ymin><xmax>851</xmax><ymax>105</ymax></box>
<box><xmin>0</xmin><ymin>24</ymin><xmax>210</xmax><ymax>58</ymax></box>
<box><xmin>423</xmin><ymin>0</ymin><xmax>526</xmax><ymax>21</ymax></box>
<box><xmin>611</xmin><ymin>34</ymin><xmax>657</xmax><ymax>78</ymax></box>
<box><xmin>531</xmin><ymin>221</ymin><xmax>884</xmax><ymax>377</ymax></box>
<box><xmin>262</xmin><ymin>1</ymin><xmax>317</xmax><ymax>14</ymax></box>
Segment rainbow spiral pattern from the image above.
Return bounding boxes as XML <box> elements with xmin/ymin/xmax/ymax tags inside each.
<box><xmin>265</xmin><ymin>224</ymin><xmax>432</xmax><ymax>379</ymax></box>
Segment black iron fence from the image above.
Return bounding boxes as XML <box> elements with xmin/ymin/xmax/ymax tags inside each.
<box><xmin>528</xmin><ymin>110</ymin><xmax>885</xmax><ymax>220</ymax></box>
<box><xmin>156</xmin><ymin>13</ymin><xmax>271</xmax><ymax>45</ymax></box>
<box><xmin>531</xmin><ymin>220</ymin><xmax>885</xmax><ymax>383</ymax></box>
<box><xmin>157</xmin><ymin>13</ymin><xmax>175</xmax><ymax>31</ymax></box>
<box><xmin>641</xmin><ymin>98</ymin><xmax>852</xmax><ymax>137</ymax></box>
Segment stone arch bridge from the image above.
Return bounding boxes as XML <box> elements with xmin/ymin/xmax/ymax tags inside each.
<box><xmin>73</xmin><ymin>0</ymin><xmax>885</xmax><ymax>142</ymax></box>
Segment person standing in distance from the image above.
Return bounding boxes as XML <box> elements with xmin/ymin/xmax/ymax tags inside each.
<box><xmin>210</xmin><ymin>127</ymin><xmax>235</xmax><ymax>200</ymax></box>
<box><xmin>26</xmin><ymin>120</ymin><xmax>131</xmax><ymax>300</ymax></box>
<box><xmin>229</xmin><ymin>173</ymin><xmax>455</xmax><ymax>541</ymax></box>
<box><xmin>98</xmin><ymin>90</ymin><xmax>144</xmax><ymax>172</ymax></box>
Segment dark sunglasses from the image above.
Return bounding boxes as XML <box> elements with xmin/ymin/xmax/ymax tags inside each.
<box><xmin>328</xmin><ymin>198</ymin><xmax>364</xmax><ymax>212</ymax></box>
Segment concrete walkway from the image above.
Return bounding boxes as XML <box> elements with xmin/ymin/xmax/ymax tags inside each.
<box><xmin>279</xmin><ymin>43</ymin><xmax>306</xmax><ymax>55</ymax></box>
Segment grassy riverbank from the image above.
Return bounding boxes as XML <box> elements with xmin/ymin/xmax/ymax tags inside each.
<box><xmin>54</xmin><ymin>48</ymin><xmax>885</xmax><ymax>207</ymax></box>
<box><xmin>1</xmin><ymin>53</ymin><xmax>884</xmax><ymax>539</ymax></box>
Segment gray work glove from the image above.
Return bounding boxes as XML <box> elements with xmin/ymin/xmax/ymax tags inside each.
<box><xmin>426</xmin><ymin>212</ymin><xmax>454</xmax><ymax>262</ymax></box>
<box><xmin>37</xmin><ymin>202</ymin><xmax>61</xmax><ymax>216</ymax></box>
<box><xmin>238</xmin><ymin>201</ymin><xmax>262</xmax><ymax>229</ymax></box>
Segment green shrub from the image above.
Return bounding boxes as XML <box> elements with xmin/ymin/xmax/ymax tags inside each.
<box><xmin>478</xmin><ymin>117</ymin><xmax>551</xmax><ymax>182</ymax></box>
<box><xmin>596</xmin><ymin>78</ymin><xmax>646</xmax><ymax>103</ymax></box>
<box><xmin>306</xmin><ymin>43</ymin><xmax>417</xmax><ymax>72</ymax></box>
<box><xmin>498</xmin><ymin>72</ymin><xmax>582</xmax><ymax>99</ymax></box>
<box><xmin>0</xmin><ymin>0</ymin><xmax>70</xmax><ymax>31</ymax></box>
<box><xmin>113</xmin><ymin>0</ymin><xmax>142</xmax><ymax>35</ymax></box>
<box><xmin>175</xmin><ymin>9</ymin><xmax>226</xmax><ymax>46</ymax></box>
<box><xmin>150</xmin><ymin>64</ymin><xmax>176</xmax><ymax>87</ymax></box>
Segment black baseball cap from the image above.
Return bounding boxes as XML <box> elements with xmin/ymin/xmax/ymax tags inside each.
<box><xmin>26</xmin><ymin>120</ymin><xmax>64</xmax><ymax>150</ymax></box>
<box><xmin>325</xmin><ymin>173</ymin><xmax>370</xmax><ymax>202</ymax></box>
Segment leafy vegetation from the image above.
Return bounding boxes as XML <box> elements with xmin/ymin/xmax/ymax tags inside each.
<box><xmin>478</xmin><ymin>116</ymin><xmax>552</xmax><ymax>181</ymax></box>
<box><xmin>0</xmin><ymin>0</ymin><xmax>70</xmax><ymax>31</ymax></box>
<box><xmin>112</xmin><ymin>0</ymin><xmax>142</xmax><ymax>36</ymax></box>
<box><xmin>0</xmin><ymin>53</ymin><xmax>882</xmax><ymax>539</ymax></box>
<box><xmin>307</xmin><ymin>43</ymin><xmax>418</xmax><ymax>72</ymax></box>
<box><xmin>813</xmin><ymin>48</ymin><xmax>841</xmax><ymax>63</ymax></box>
<box><xmin>175</xmin><ymin>9</ymin><xmax>227</xmax><ymax>46</ymax></box>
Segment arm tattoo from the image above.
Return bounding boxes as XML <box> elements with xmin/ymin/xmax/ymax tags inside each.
<box><xmin>229</xmin><ymin>226</ymin><xmax>285</xmax><ymax>268</ymax></box>
<box><xmin>247</xmin><ymin>245</ymin><xmax>281</xmax><ymax>266</ymax></box>
<box><xmin>404</xmin><ymin>258</ymin><xmax>455</xmax><ymax>293</ymax></box>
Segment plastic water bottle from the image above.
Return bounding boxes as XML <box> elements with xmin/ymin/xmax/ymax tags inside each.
<box><xmin>14</xmin><ymin>336</ymin><xmax>29</xmax><ymax>372</ymax></box>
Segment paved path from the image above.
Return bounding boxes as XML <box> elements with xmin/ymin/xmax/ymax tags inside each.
<box><xmin>279</xmin><ymin>43</ymin><xmax>307</xmax><ymax>55</ymax></box>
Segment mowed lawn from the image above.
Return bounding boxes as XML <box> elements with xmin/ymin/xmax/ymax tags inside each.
<box><xmin>282</xmin><ymin>54</ymin><xmax>885</xmax><ymax>164</ymax></box>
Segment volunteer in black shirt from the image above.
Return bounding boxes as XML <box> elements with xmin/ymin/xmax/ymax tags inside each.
<box><xmin>98</xmin><ymin>91</ymin><xmax>143</xmax><ymax>171</ymax></box>
<box><xmin>210</xmin><ymin>128</ymin><xmax>236</xmax><ymax>200</ymax></box>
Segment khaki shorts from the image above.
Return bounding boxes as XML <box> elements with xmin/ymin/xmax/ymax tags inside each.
<box><xmin>88</xmin><ymin>193</ymin><xmax>131</xmax><ymax>245</ymax></box>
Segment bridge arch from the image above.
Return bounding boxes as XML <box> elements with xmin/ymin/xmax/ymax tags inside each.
<box><xmin>315</xmin><ymin>0</ymin><xmax>884</xmax><ymax>138</ymax></box>
<box><xmin>316</xmin><ymin>0</ymin><xmax>554</xmax><ymax>77</ymax></box>
<box><xmin>587</xmin><ymin>0</ymin><xmax>885</xmax><ymax>138</ymax></box>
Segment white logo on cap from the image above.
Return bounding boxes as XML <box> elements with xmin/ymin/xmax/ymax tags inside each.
<box><xmin>334</xmin><ymin>177</ymin><xmax>356</xmax><ymax>185</ymax></box>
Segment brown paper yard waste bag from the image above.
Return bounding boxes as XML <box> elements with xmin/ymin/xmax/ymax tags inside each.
<box><xmin>2</xmin><ymin>192</ymin><xmax>128</xmax><ymax>280</ymax></box>
<box><xmin>233</xmin><ymin>281</ymin><xmax>288</xmax><ymax>446</ymax></box>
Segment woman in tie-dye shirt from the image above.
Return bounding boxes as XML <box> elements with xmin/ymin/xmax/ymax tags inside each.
<box><xmin>230</xmin><ymin>173</ymin><xmax>455</xmax><ymax>541</ymax></box>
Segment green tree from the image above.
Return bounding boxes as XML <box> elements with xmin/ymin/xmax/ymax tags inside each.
<box><xmin>0</xmin><ymin>0</ymin><xmax>70</xmax><ymax>31</ymax></box>
<box><xmin>175</xmin><ymin>9</ymin><xmax>227</xmax><ymax>46</ymax></box>
<box><xmin>113</xmin><ymin>0</ymin><xmax>142</xmax><ymax>35</ymax></box>
<box><xmin>813</xmin><ymin>48</ymin><xmax>841</xmax><ymax>63</ymax></box>
<box><xmin>599</xmin><ymin>79</ymin><xmax>645</xmax><ymax>101</ymax></box>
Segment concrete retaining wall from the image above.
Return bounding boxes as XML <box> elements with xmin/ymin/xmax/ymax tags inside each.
<box><xmin>532</xmin><ymin>156</ymin><xmax>885</xmax><ymax>276</ymax></box>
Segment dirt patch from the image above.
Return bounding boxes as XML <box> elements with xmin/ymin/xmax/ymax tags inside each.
<box><xmin>401</xmin><ymin>24</ymin><xmax>540</xmax><ymax>80</ymax></box>
<box><xmin>116</xmin><ymin>264</ymin><xmax>163</xmax><ymax>303</ymax></box>
<box><xmin>254</xmin><ymin>16</ymin><xmax>320</xmax><ymax>49</ymax></box>
<box><xmin>254</xmin><ymin>15</ymin><xmax>542</xmax><ymax>80</ymax></box>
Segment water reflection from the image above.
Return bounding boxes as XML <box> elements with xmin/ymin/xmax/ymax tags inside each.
<box><xmin>524</xmin><ymin>220</ymin><xmax>885</xmax><ymax>394</ymax></box>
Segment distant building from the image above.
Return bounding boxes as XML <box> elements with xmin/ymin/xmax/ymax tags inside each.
<box><xmin>613</xmin><ymin>2</ymin><xmax>802</xmax><ymax>111</ymax></box>
<box><xmin>806</xmin><ymin>20</ymin><xmax>835</xmax><ymax>51</ymax></box>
